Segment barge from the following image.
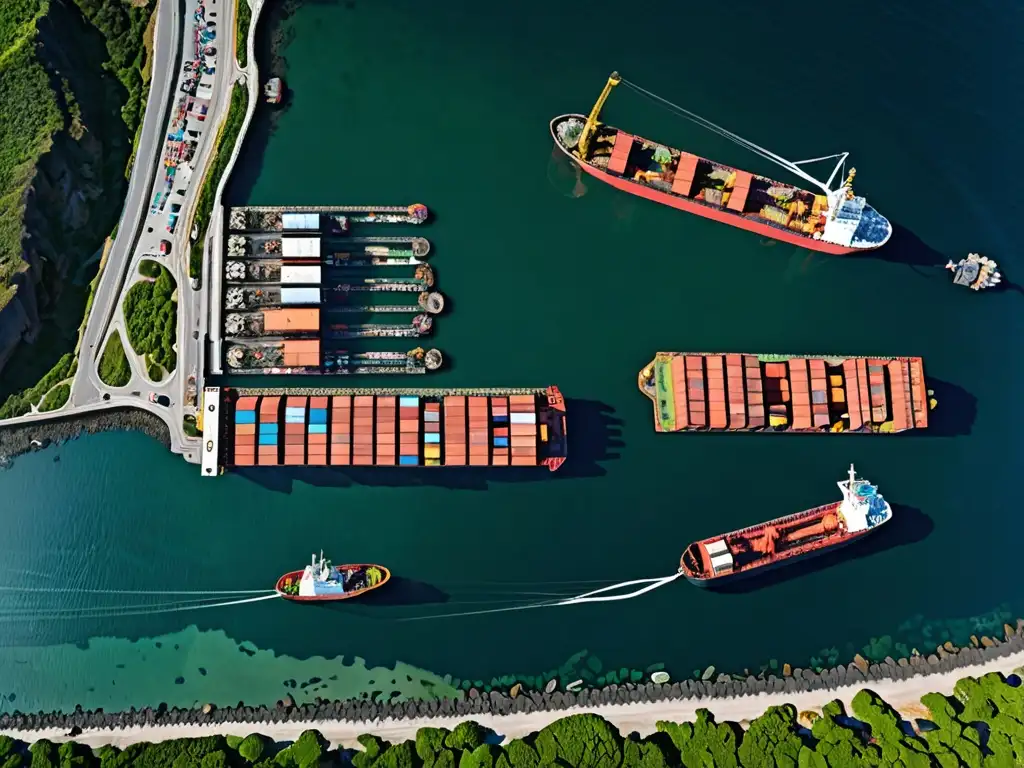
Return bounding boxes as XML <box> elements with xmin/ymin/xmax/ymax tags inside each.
<box><xmin>276</xmin><ymin>552</ymin><xmax>390</xmax><ymax>602</ymax></box>
<box><xmin>206</xmin><ymin>386</ymin><xmax>567</xmax><ymax>472</ymax></box>
<box><xmin>552</xmin><ymin>73</ymin><xmax>891</xmax><ymax>254</ymax></box>
<box><xmin>639</xmin><ymin>352</ymin><xmax>930</xmax><ymax>433</ymax></box>
<box><xmin>680</xmin><ymin>465</ymin><xmax>891</xmax><ymax>585</ymax></box>
<box><xmin>228</xmin><ymin>205</ymin><xmax>429</xmax><ymax>232</ymax></box>
<box><xmin>224</xmin><ymin>342</ymin><xmax>442</xmax><ymax>374</ymax></box>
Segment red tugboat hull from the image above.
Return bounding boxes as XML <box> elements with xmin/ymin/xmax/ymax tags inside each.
<box><xmin>275</xmin><ymin>564</ymin><xmax>391</xmax><ymax>602</ymax></box>
<box><xmin>550</xmin><ymin>114</ymin><xmax>887</xmax><ymax>256</ymax></box>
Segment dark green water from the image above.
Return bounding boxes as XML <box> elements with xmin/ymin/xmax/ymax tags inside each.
<box><xmin>1</xmin><ymin>0</ymin><xmax>1022</xmax><ymax>712</ymax></box>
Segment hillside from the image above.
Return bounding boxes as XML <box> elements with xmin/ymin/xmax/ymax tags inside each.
<box><xmin>0</xmin><ymin>0</ymin><xmax>153</xmax><ymax>399</ymax></box>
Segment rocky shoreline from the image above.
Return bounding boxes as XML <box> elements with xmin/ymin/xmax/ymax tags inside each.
<box><xmin>0</xmin><ymin>407</ymin><xmax>170</xmax><ymax>467</ymax></box>
<box><xmin>2</xmin><ymin>622</ymin><xmax>1022</xmax><ymax>735</ymax></box>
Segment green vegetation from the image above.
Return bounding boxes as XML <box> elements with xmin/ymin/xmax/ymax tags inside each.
<box><xmin>97</xmin><ymin>330</ymin><xmax>130</xmax><ymax>387</ymax></box>
<box><xmin>0</xmin><ymin>671</ymin><xmax>1022</xmax><ymax>767</ymax></box>
<box><xmin>236</xmin><ymin>0</ymin><xmax>251</xmax><ymax>69</ymax></box>
<box><xmin>123</xmin><ymin>264</ymin><xmax>176</xmax><ymax>373</ymax></box>
<box><xmin>183</xmin><ymin>413</ymin><xmax>200</xmax><ymax>437</ymax></box>
<box><xmin>0</xmin><ymin>352</ymin><xmax>73</xmax><ymax>418</ymax></box>
<box><xmin>190</xmin><ymin>82</ymin><xmax>249</xmax><ymax>279</ymax></box>
<box><xmin>138</xmin><ymin>258</ymin><xmax>161</xmax><ymax>278</ymax></box>
<box><xmin>38</xmin><ymin>382</ymin><xmax>70</xmax><ymax>411</ymax></box>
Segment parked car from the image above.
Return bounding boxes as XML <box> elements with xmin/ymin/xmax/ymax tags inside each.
<box><xmin>148</xmin><ymin>393</ymin><xmax>171</xmax><ymax>407</ymax></box>
<box><xmin>159</xmin><ymin>240</ymin><xmax>172</xmax><ymax>255</ymax></box>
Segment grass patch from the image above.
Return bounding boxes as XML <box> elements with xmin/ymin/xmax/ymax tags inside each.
<box><xmin>138</xmin><ymin>258</ymin><xmax>161</xmax><ymax>278</ymax></box>
<box><xmin>123</xmin><ymin>264</ymin><xmax>177</xmax><ymax>371</ymax></box>
<box><xmin>0</xmin><ymin>352</ymin><xmax>73</xmax><ymax>419</ymax></box>
<box><xmin>97</xmin><ymin>330</ymin><xmax>130</xmax><ymax>387</ymax></box>
<box><xmin>190</xmin><ymin>82</ymin><xmax>248</xmax><ymax>279</ymax></box>
<box><xmin>147</xmin><ymin>360</ymin><xmax>163</xmax><ymax>381</ymax></box>
<box><xmin>235</xmin><ymin>0</ymin><xmax>251</xmax><ymax>69</ymax></box>
<box><xmin>183</xmin><ymin>413</ymin><xmax>200</xmax><ymax>437</ymax></box>
<box><xmin>38</xmin><ymin>382</ymin><xmax>70</xmax><ymax>411</ymax></box>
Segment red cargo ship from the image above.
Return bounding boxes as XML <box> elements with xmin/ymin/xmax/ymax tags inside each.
<box><xmin>228</xmin><ymin>386</ymin><xmax>567</xmax><ymax>471</ymax></box>
<box><xmin>551</xmin><ymin>73</ymin><xmax>892</xmax><ymax>255</ymax></box>
<box><xmin>639</xmin><ymin>353</ymin><xmax>930</xmax><ymax>434</ymax></box>
<box><xmin>680</xmin><ymin>465</ymin><xmax>891</xmax><ymax>585</ymax></box>
<box><xmin>276</xmin><ymin>552</ymin><xmax>390</xmax><ymax>602</ymax></box>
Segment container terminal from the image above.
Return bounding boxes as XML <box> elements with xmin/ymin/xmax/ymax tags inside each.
<box><xmin>639</xmin><ymin>352</ymin><xmax>932</xmax><ymax>433</ymax></box>
<box><xmin>199</xmin><ymin>386</ymin><xmax>568</xmax><ymax>476</ymax></box>
<box><xmin>220</xmin><ymin>207</ymin><xmax>444</xmax><ymax>374</ymax></box>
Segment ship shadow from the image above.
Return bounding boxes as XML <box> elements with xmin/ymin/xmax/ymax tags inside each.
<box><xmin>874</xmin><ymin>224</ymin><xmax>949</xmax><ymax>270</ymax></box>
<box><xmin>232</xmin><ymin>398</ymin><xmax>622</xmax><ymax>493</ymax></box>
<box><xmin>925</xmin><ymin>378</ymin><xmax>976</xmax><ymax>437</ymax></box>
<box><xmin>707</xmin><ymin>503</ymin><xmax>934</xmax><ymax>595</ymax></box>
<box><xmin>311</xmin><ymin>577</ymin><xmax>451</xmax><ymax>610</ymax></box>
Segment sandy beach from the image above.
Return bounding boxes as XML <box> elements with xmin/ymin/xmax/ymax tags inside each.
<box><xmin>5</xmin><ymin>650</ymin><xmax>1022</xmax><ymax>751</ymax></box>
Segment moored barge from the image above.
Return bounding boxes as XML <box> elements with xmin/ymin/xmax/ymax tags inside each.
<box><xmin>207</xmin><ymin>386</ymin><xmax>567</xmax><ymax>472</ymax></box>
<box><xmin>551</xmin><ymin>73</ymin><xmax>891</xmax><ymax>254</ymax></box>
<box><xmin>639</xmin><ymin>352</ymin><xmax>930</xmax><ymax>433</ymax></box>
<box><xmin>680</xmin><ymin>465</ymin><xmax>891</xmax><ymax>585</ymax></box>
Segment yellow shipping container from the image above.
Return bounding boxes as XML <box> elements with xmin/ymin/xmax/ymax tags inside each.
<box><xmin>424</xmin><ymin>445</ymin><xmax>441</xmax><ymax>459</ymax></box>
<box><xmin>830</xmin><ymin>375</ymin><xmax>843</xmax><ymax>386</ymax></box>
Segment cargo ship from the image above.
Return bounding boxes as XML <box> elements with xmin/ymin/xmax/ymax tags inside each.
<box><xmin>218</xmin><ymin>386</ymin><xmax>567</xmax><ymax>471</ymax></box>
<box><xmin>639</xmin><ymin>353</ymin><xmax>930</xmax><ymax>433</ymax></box>
<box><xmin>680</xmin><ymin>464</ymin><xmax>891</xmax><ymax>585</ymax></box>
<box><xmin>275</xmin><ymin>552</ymin><xmax>390</xmax><ymax>602</ymax></box>
<box><xmin>551</xmin><ymin>73</ymin><xmax>892</xmax><ymax>255</ymax></box>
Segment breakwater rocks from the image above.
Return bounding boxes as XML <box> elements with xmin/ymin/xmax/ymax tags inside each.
<box><xmin>3</xmin><ymin>622</ymin><xmax>1024</xmax><ymax>735</ymax></box>
<box><xmin>0</xmin><ymin>407</ymin><xmax>170</xmax><ymax>466</ymax></box>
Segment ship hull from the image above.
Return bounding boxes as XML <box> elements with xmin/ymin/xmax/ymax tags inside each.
<box><xmin>550</xmin><ymin>114</ymin><xmax>884</xmax><ymax>255</ymax></box>
<box><xmin>275</xmin><ymin>564</ymin><xmax>391</xmax><ymax>602</ymax></box>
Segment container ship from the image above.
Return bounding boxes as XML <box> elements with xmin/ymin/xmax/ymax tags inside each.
<box><xmin>551</xmin><ymin>73</ymin><xmax>892</xmax><ymax>255</ymax></box>
<box><xmin>275</xmin><ymin>552</ymin><xmax>390</xmax><ymax>602</ymax></box>
<box><xmin>680</xmin><ymin>464</ymin><xmax>891</xmax><ymax>585</ymax></box>
<box><xmin>639</xmin><ymin>352</ymin><xmax>930</xmax><ymax>434</ymax></box>
<box><xmin>214</xmin><ymin>386</ymin><xmax>567</xmax><ymax>472</ymax></box>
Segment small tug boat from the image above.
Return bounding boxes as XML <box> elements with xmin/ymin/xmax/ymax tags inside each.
<box><xmin>275</xmin><ymin>551</ymin><xmax>390</xmax><ymax>601</ymax></box>
<box><xmin>679</xmin><ymin>464</ymin><xmax>891</xmax><ymax>586</ymax></box>
<box><xmin>264</xmin><ymin>77</ymin><xmax>284</xmax><ymax>105</ymax></box>
<box><xmin>946</xmin><ymin>253</ymin><xmax>1001</xmax><ymax>291</ymax></box>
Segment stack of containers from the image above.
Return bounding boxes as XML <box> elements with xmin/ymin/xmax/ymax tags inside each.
<box><xmin>842</xmin><ymin>360</ymin><xmax>863</xmax><ymax>430</ymax></box>
<box><xmin>399</xmin><ymin>396</ymin><xmax>420</xmax><ymax>466</ymax></box>
<box><xmin>509</xmin><ymin>395</ymin><xmax>537</xmax><ymax>466</ymax></box>
<box><xmin>423</xmin><ymin>403</ymin><xmax>441</xmax><ymax>465</ymax></box>
<box><xmin>706</xmin><ymin>356</ymin><xmax>727</xmax><ymax>429</ymax></box>
<box><xmin>284</xmin><ymin>396</ymin><xmax>307</xmax><ymax>465</ymax></box>
<box><xmin>685</xmin><ymin>356</ymin><xmax>706</xmax><ymax>428</ymax></box>
<box><xmin>725</xmin><ymin>355</ymin><xmax>746</xmax><ymax>429</ymax></box>
<box><xmin>376</xmin><ymin>396</ymin><xmax>396</xmax><ymax>466</ymax></box>
<box><xmin>670</xmin><ymin>354</ymin><xmax>689</xmax><ymax>429</ymax></box>
<box><xmin>330</xmin><ymin>395</ymin><xmax>351</xmax><ymax>465</ymax></box>
<box><xmin>468</xmin><ymin>397</ymin><xmax>489</xmax><ymax>466</ymax></box>
<box><xmin>258</xmin><ymin>396</ymin><xmax>280</xmax><ymax>465</ymax></box>
<box><xmin>233</xmin><ymin>396</ymin><xmax>258</xmax><ymax>466</ymax></box>
<box><xmin>867</xmin><ymin>359</ymin><xmax>888</xmax><ymax>423</ymax></box>
<box><xmin>444</xmin><ymin>396</ymin><xmax>466</xmax><ymax>465</ymax></box>
<box><xmin>789</xmin><ymin>358</ymin><xmax>812</xmax><ymax>429</ymax></box>
<box><xmin>887</xmin><ymin>360</ymin><xmax>912</xmax><ymax>432</ymax></box>
<box><xmin>308</xmin><ymin>397</ymin><xmax>328</xmax><ymax>465</ymax></box>
<box><xmin>490</xmin><ymin>396</ymin><xmax>509</xmax><ymax>466</ymax></box>
<box><xmin>744</xmin><ymin>356</ymin><xmax>765</xmax><ymax>428</ymax></box>
<box><xmin>353</xmin><ymin>395</ymin><xmax>374</xmax><ymax>466</ymax></box>
<box><xmin>809</xmin><ymin>359</ymin><xmax>830</xmax><ymax>428</ymax></box>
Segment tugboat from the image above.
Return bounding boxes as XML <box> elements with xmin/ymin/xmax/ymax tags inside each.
<box><xmin>679</xmin><ymin>465</ymin><xmax>891</xmax><ymax>586</ymax></box>
<box><xmin>264</xmin><ymin>77</ymin><xmax>284</xmax><ymax>105</ymax></box>
<box><xmin>275</xmin><ymin>552</ymin><xmax>390</xmax><ymax>601</ymax></box>
<box><xmin>946</xmin><ymin>253</ymin><xmax>1002</xmax><ymax>291</ymax></box>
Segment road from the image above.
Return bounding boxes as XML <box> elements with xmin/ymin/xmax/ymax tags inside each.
<box><xmin>4</xmin><ymin>0</ymin><xmax>254</xmax><ymax>465</ymax></box>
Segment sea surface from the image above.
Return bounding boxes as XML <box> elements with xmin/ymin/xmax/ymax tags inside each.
<box><xmin>1</xmin><ymin>0</ymin><xmax>1023</xmax><ymax>714</ymax></box>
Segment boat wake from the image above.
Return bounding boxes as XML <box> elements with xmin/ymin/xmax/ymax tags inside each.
<box><xmin>400</xmin><ymin>572</ymin><xmax>683</xmax><ymax>622</ymax></box>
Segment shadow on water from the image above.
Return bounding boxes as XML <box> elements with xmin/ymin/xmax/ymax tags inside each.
<box><xmin>874</xmin><ymin>223</ymin><xmax>949</xmax><ymax>270</ymax></box>
<box><xmin>234</xmin><ymin>398</ymin><xmax>623</xmax><ymax>493</ymax></box>
<box><xmin>926</xmin><ymin>378</ymin><xmax>976</xmax><ymax>437</ymax></box>
<box><xmin>312</xmin><ymin>577</ymin><xmax>451</xmax><ymax>610</ymax></box>
<box><xmin>710</xmin><ymin>503</ymin><xmax>934</xmax><ymax>596</ymax></box>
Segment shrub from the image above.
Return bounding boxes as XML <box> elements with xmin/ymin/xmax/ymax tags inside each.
<box><xmin>738</xmin><ymin>705</ymin><xmax>803</xmax><ymax>768</ymax></box>
<box><xmin>147</xmin><ymin>361</ymin><xmax>163</xmax><ymax>382</ymax></box>
<box><xmin>123</xmin><ymin>265</ymin><xmax>177</xmax><ymax>372</ymax></box>
<box><xmin>236</xmin><ymin>0</ymin><xmax>251</xmax><ymax>68</ymax></box>
<box><xmin>98</xmin><ymin>331</ymin><xmax>131</xmax><ymax>387</ymax></box>
<box><xmin>38</xmin><ymin>382</ymin><xmax>70</xmax><ymax>412</ymax></box>
<box><xmin>139</xmin><ymin>258</ymin><xmax>161</xmax><ymax>278</ymax></box>
<box><xmin>238</xmin><ymin>734</ymin><xmax>267</xmax><ymax>763</ymax></box>
<box><xmin>534</xmin><ymin>713</ymin><xmax>622</xmax><ymax>768</ymax></box>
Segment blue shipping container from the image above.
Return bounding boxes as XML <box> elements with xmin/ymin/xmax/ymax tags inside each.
<box><xmin>258</xmin><ymin>435</ymin><xmax>277</xmax><ymax>446</ymax></box>
<box><xmin>285</xmin><ymin>415</ymin><xmax>305</xmax><ymax>424</ymax></box>
<box><xmin>493</xmin><ymin>436</ymin><xmax>509</xmax><ymax>447</ymax></box>
<box><xmin>309</xmin><ymin>410</ymin><xmax>327</xmax><ymax>424</ymax></box>
<box><xmin>308</xmin><ymin>424</ymin><xmax>327</xmax><ymax>434</ymax></box>
<box><xmin>399</xmin><ymin>455</ymin><xmax>419</xmax><ymax>465</ymax></box>
<box><xmin>492</xmin><ymin>414</ymin><xmax>508</xmax><ymax>423</ymax></box>
<box><xmin>424</xmin><ymin>433</ymin><xmax>440</xmax><ymax>444</ymax></box>
<box><xmin>399</xmin><ymin>396</ymin><xmax>419</xmax><ymax>407</ymax></box>
<box><xmin>259</xmin><ymin>424</ymin><xmax>278</xmax><ymax>433</ymax></box>
<box><xmin>235</xmin><ymin>411</ymin><xmax>256</xmax><ymax>424</ymax></box>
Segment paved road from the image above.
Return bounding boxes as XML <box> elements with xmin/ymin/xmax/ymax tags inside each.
<box><xmin>10</xmin><ymin>0</ymin><xmax>248</xmax><ymax>464</ymax></box>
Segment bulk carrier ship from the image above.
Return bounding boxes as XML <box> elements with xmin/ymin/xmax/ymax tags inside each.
<box><xmin>680</xmin><ymin>465</ymin><xmax>891</xmax><ymax>585</ymax></box>
<box><xmin>639</xmin><ymin>352</ymin><xmax>930</xmax><ymax>433</ymax></box>
<box><xmin>207</xmin><ymin>386</ymin><xmax>567</xmax><ymax>472</ymax></box>
<box><xmin>551</xmin><ymin>73</ymin><xmax>892</xmax><ymax>254</ymax></box>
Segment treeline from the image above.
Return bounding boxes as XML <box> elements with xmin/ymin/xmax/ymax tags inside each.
<box><xmin>123</xmin><ymin>264</ymin><xmax>177</xmax><ymax>373</ymax></box>
<box><xmin>0</xmin><ymin>353</ymin><xmax>74</xmax><ymax>419</ymax></box>
<box><xmin>1</xmin><ymin>672</ymin><xmax>1022</xmax><ymax>767</ymax></box>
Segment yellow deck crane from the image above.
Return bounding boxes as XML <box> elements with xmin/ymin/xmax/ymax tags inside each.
<box><xmin>576</xmin><ymin>71</ymin><xmax>621</xmax><ymax>161</ymax></box>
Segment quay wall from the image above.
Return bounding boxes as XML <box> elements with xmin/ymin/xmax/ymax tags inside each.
<box><xmin>0</xmin><ymin>621</ymin><xmax>1022</xmax><ymax>735</ymax></box>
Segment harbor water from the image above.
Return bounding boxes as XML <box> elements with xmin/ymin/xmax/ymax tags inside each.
<box><xmin>1</xmin><ymin>0</ymin><xmax>1022</xmax><ymax>712</ymax></box>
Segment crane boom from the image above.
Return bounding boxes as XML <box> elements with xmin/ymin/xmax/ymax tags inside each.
<box><xmin>577</xmin><ymin>71</ymin><xmax>621</xmax><ymax>160</ymax></box>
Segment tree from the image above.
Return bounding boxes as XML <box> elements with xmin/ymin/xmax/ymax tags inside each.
<box><xmin>738</xmin><ymin>705</ymin><xmax>803</xmax><ymax>768</ymax></box>
<box><xmin>445</xmin><ymin>722</ymin><xmax>486</xmax><ymax>753</ymax></box>
<box><xmin>533</xmin><ymin>713</ymin><xmax>623</xmax><ymax>768</ymax></box>
<box><xmin>272</xmin><ymin>730</ymin><xmax>328</xmax><ymax>768</ymax></box>
<box><xmin>919</xmin><ymin>692</ymin><xmax>983</xmax><ymax>768</ymax></box>
<box><xmin>239</xmin><ymin>734</ymin><xmax>269</xmax><ymax>763</ymax></box>
<box><xmin>850</xmin><ymin>690</ymin><xmax>932</xmax><ymax>768</ymax></box>
<box><xmin>658</xmin><ymin>709</ymin><xmax>740</xmax><ymax>768</ymax></box>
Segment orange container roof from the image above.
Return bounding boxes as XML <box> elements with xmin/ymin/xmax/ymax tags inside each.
<box><xmin>263</xmin><ymin>308</ymin><xmax>320</xmax><ymax>333</ymax></box>
<box><xmin>607</xmin><ymin>132</ymin><xmax>633</xmax><ymax>175</ymax></box>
